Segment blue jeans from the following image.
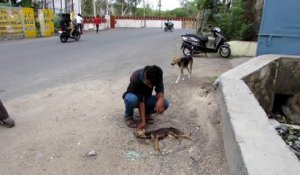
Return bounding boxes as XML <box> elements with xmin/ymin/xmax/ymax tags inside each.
<box><xmin>123</xmin><ymin>93</ymin><xmax>169</xmax><ymax>118</ymax></box>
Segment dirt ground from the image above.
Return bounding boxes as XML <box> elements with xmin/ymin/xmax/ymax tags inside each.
<box><xmin>0</xmin><ymin>56</ymin><xmax>250</xmax><ymax>175</ymax></box>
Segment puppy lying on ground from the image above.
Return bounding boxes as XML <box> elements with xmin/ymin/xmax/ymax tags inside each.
<box><xmin>170</xmin><ymin>56</ymin><xmax>193</xmax><ymax>84</ymax></box>
<box><xmin>134</xmin><ymin>127</ymin><xmax>192</xmax><ymax>152</ymax></box>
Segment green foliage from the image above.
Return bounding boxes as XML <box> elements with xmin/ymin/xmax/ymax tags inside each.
<box><xmin>95</xmin><ymin>0</ymin><xmax>106</xmax><ymax>16</ymax></box>
<box><xmin>134</xmin><ymin>7</ymin><xmax>190</xmax><ymax>18</ymax></box>
<box><xmin>53</xmin><ymin>15</ymin><xmax>61</xmax><ymax>33</ymax></box>
<box><xmin>219</xmin><ymin>1</ymin><xmax>244</xmax><ymax>40</ymax></box>
<box><xmin>170</xmin><ymin>8</ymin><xmax>186</xmax><ymax>17</ymax></box>
<box><xmin>198</xmin><ymin>0</ymin><xmax>258</xmax><ymax>41</ymax></box>
<box><xmin>112</xmin><ymin>0</ymin><xmax>141</xmax><ymax>16</ymax></box>
<box><xmin>240</xmin><ymin>22</ymin><xmax>256</xmax><ymax>41</ymax></box>
<box><xmin>185</xmin><ymin>1</ymin><xmax>197</xmax><ymax>17</ymax></box>
<box><xmin>17</xmin><ymin>0</ymin><xmax>32</xmax><ymax>7</ymax></box>
<box><xmin>0</xmin><ymin>1</ymin><xmax>12</xmax><ymax>7</ymax></box>
<box><xmin>219</xmin><ymin>0</ymin><xmax>257</xmax><ymax>41</ymax></box>
<box><xmin>111</xmin><ymin>0</ymin><xmax>193</xmax><ymax>17</ymax></box>
<box><xmin>82</xmin><ymin>0</ymin><xmax>94</xmax><ymax>16</ymax></box>
<box><xmin>134</xmin><ymin>5</ymin><xmax>153</xmax><ymax>16</ymax></box>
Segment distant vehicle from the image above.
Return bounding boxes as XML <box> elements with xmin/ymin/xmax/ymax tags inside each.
<box><xmin>164</xmin><ymin>21</ymin><xmax>174</xmax><ymax>32</ymax></box>
<box><xmin>58</xmin><ymin>23</ymin><xmax>81</xmax><ymax>43</ymax></box>
<box><xmin>181</xmin><ymin>27</ymin><xmax>231</xmax><ymax>58</ymax></box>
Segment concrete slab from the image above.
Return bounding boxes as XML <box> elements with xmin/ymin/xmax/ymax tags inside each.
<box><xmin>215</xmin><ymin>54</ymin><xmax>300</xmax><ymax>175</ymax></box>
<box><xmin>228</xmin><ymin>41</ymin><xmax>257</xmax><ymax>57</ymax></box>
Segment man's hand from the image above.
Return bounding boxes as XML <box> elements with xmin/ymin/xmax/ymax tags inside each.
<box><xmin>138</xmin><ymin>102</ymin><xmax>146</xmax><ymax>130</ymax></box>
<box><xmin>138</xmin><ymin>121</ymin><xmax>146</xmax><ymax>130</ymax></box>
<box><xmin>155</xmin><ymin>98</ymin><xmax>164</xmax><ymax>114</ymax></box>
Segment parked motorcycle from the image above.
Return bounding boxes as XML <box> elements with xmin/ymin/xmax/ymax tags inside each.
<box><xmin>164</xmin><ymin>21</ymin><xmax>174</xmax><ymax>32</ymax></box>
<box><xmin>59</xmin><ymin>24</ymin><xmax>81</xmax><ymax>43</ymax></box>
<box><xmin>181</xmin><ymin>27</ymin><xmax>231</xmax><ymax>58</ymax></box>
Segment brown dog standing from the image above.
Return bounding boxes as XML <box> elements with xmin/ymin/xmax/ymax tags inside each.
<box><xmin>170</xmin><ymin>56</ymin><xmax>193</xmax><ymax>84</ymax></box>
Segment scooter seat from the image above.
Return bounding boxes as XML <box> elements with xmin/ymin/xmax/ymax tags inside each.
<box><xmin>186</xmin><ymin>34</ymin><xmax>208</xmax><ymax>44</ymax></box>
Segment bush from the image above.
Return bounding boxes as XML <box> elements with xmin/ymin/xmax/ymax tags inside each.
<box><xmin>202</xmin><ymin>0</ymin><xmax>258</xmax><ymax>41</ymax></box>
<box><xmin>240</xmin><ymin>22</ymin><xmax>256</xmax><ymax>41</ymax></box>
<box><xmin>53</xmin><ymin>15</ymin><xmax>61</xmax><ymax>33</ymax></box>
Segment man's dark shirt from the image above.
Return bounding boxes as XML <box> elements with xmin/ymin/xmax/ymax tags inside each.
<box><xmin>59</xmin><ymin>19</ymin><xmax>68</xmax><ymax>30</ymax></box>
<box><xmin>123</xmin><ymin>68</ymin><xmax>164</xmax><ymax>102</ymax></box>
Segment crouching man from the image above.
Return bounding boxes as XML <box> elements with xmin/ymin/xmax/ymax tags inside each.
<box><xmin>122</xmin><ymin>65</ymin><xmax>169</xmax><ymax>130</ymax></box>
<box><xmin>0</xmin><ymin>99</ymin><xmax>15</xmax><ymax>128</ymax></box>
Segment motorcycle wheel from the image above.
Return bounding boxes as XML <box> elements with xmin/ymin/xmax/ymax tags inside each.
<box><xmin>219</xmin><ymin>46</ymin><xmax>231</xmax><ymax>58</ymax></box>
<box><xmin>74</xmin><ymin>32</ymin><xmax>81</xmax><ymax>41</ymax></box>
<box><xmin>182</xmin><ymin>47</ymin><xmax>192</xmax><ymax>56</ymax></box>
<box><xmin>170</xmin><ymin>27</ymin><xmax>174</xmax><ymax>32</ymax></box>
<box><xmin>60</xmin><ymin>35</ymin><xmax>68</xmax><ymax>43</ymax></box>
<box><xmin>164</xmin><ymin>27</ymin><xmax>167</xmax><ymax>32</ymax></box>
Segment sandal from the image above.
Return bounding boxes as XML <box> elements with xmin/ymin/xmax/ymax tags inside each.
<box><xmin>125</xmin><ymin>117</ymin><xmax>138</xmax><ymax>128</ymax></box>
<box><xmin>0</xmin><ymin>117</ymin><xmax>15</xmax><ymax>128</ymax></box>
<box><xmin>146</xmin><ymin>116</ymin><xmax>154</xmax><ymax>125</ymax></box>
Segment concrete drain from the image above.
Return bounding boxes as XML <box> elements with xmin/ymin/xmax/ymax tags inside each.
<box><xmin>215</xmin><ymin>55</ymin><xmax>300</xmax><ymax>174</ymax></box>
<box><xmin>270</xmin><ymin>93</ymin><xmax>300</xmax><ymax>160</ymax></box>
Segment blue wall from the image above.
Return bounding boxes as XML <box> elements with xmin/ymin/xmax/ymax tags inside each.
<box><xmin>257</xmin><ymin>0</ymin><xmax>300</xmax><ymax>56</ymax></box>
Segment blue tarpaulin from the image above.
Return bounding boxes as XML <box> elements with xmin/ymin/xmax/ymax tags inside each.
<box><xmin>257</xmin><ymin>0</ymin><xmax>300</xmax><ymax>56</ymax></box>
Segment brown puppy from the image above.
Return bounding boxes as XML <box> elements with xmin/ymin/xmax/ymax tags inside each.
<box><xmin>135</xmin><ymin>127</ymin><xmax>192</xmax><ymax>152</ymax></box>
<box><xmin>170</xmin><ymin>56</ymin><xmax>193</xmax><ymax>84</ymax></box>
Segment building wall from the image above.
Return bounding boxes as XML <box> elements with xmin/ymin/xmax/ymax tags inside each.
<box><xmin>82</xmin><ymin>16</ymin><xmax>196</xmax><ymax>30</ymax></box>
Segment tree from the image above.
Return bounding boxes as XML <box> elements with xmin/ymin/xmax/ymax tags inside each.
<box><xmin>95</xmin><ymin>0</ymin><xmax>106</xmax><ymax>16</ymax></box>
<box><xmin>134</xmin><ymin>3</ymin><xmax>152</xmax><ymax>16</ymax></box>
<box><xmin>16</xmin><ymin>0</ymin><xmax>32</xmax><ymax>7</ymax></box>
<box><xmin>82</xmin><ymin>0</ymin><xmax>94</xmax><ymax>16</ymax></box>
<box><xmin>112</xmin><ymin>0</ymin><xmax>141</xmax><ymax>16</ymax></box>
<box><xmin>194</xmin><ymin>0</ymin><xmax>222</xmax><ymax>33</ymax></box>
<box><xmin>184</xmin><ymin>1</ymin><xmax>198</xmax><ymax>18</ymax></box>
<box><xmin>217</xmin><ymin>0</ymin><xmax>258</xmax><ymax>41</ymax></box>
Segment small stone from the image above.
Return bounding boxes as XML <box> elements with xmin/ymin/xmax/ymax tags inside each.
<box><xmin>268</xmin><ymin>119</ymin><xmax>281</xmax><ymax>129</ymax></box>
<box><xmin>294</xmin><ymin>140</ymin><xmax>300</xmax><ymax>148</ymax></box>
<box><xmin>279</xmin><ymin>125</ymin><xmax>288</xmax><ymax>133</ymax></box>
<box><xmin>86</xmin><ymin>150</ymin><xmax>97</xmax><ymax>157</ymax></box>
<box><xmin>126</xmin><ymin>151</ymin><xmax>141</xmax><ymax>160</ymax></box>
<box><xmin>287</xmin><ymin>135</ymin><xmax>298</xmax><ymax>141</ymax></box>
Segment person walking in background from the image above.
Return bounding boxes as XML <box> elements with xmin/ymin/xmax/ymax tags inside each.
<box><xmin>76</xmin><ymin>13</ymin><xmax>83</xmax><ymax>34</ymax></box>
<box><xmin>93</xmin><ymin>15</ymin><xmax>101</xmax><ymax>34</ymax></box>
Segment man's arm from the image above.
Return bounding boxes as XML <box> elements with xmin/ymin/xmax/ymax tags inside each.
<box><xmin>138</xmin><ymin>101</ymin><xmax>146</xmax><ymax>129</ymax></box>
<box><xmin>155</xmin><ymin>92</ymin><xmax>165</xmax><ymax>114</ymax></box>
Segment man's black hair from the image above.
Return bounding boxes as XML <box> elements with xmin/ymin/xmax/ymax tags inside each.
<box><xmin>144</xmin><ymin>65</ymin><xmax>163</xmax><ymax>86</ymax></box>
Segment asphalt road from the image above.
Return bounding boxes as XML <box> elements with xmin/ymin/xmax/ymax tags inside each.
<box><xmin>0</xmin><ymin>28</ymin><xmax>193</xmax><ymax>100</ymax></box>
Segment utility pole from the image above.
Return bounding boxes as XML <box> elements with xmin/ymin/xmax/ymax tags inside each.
<box><xmin>93</xmin><ymin>0</ymin><xmax>96</xmax><ymax>16</ymax></box>
<box><xmin>72</xmin><ymin>0</ymin><xmax>74</xmax><ymax>12</ymax></box>
<box><xmin>106</xmin><ymin>0</ymin><xmax>109</xmax><ymax>15</ymax></box>
<box><xmin>158</xmin><ymin>0</ymin><xmax>161</xmax><ymax>17</ymax></box>
<box><xmin>52</xmin><ymin>0</ymin><xmax>55</xmax><ymax>13</ymax></box>
<box><xmin>143</xmin><ymin>0</ymin><xmax>145</xmax><ymax>27</ymax></box>
<box><xmin>60</xmin><ymin>0</ymin><xmax>62</xmax><ymax>13</ymax></box>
